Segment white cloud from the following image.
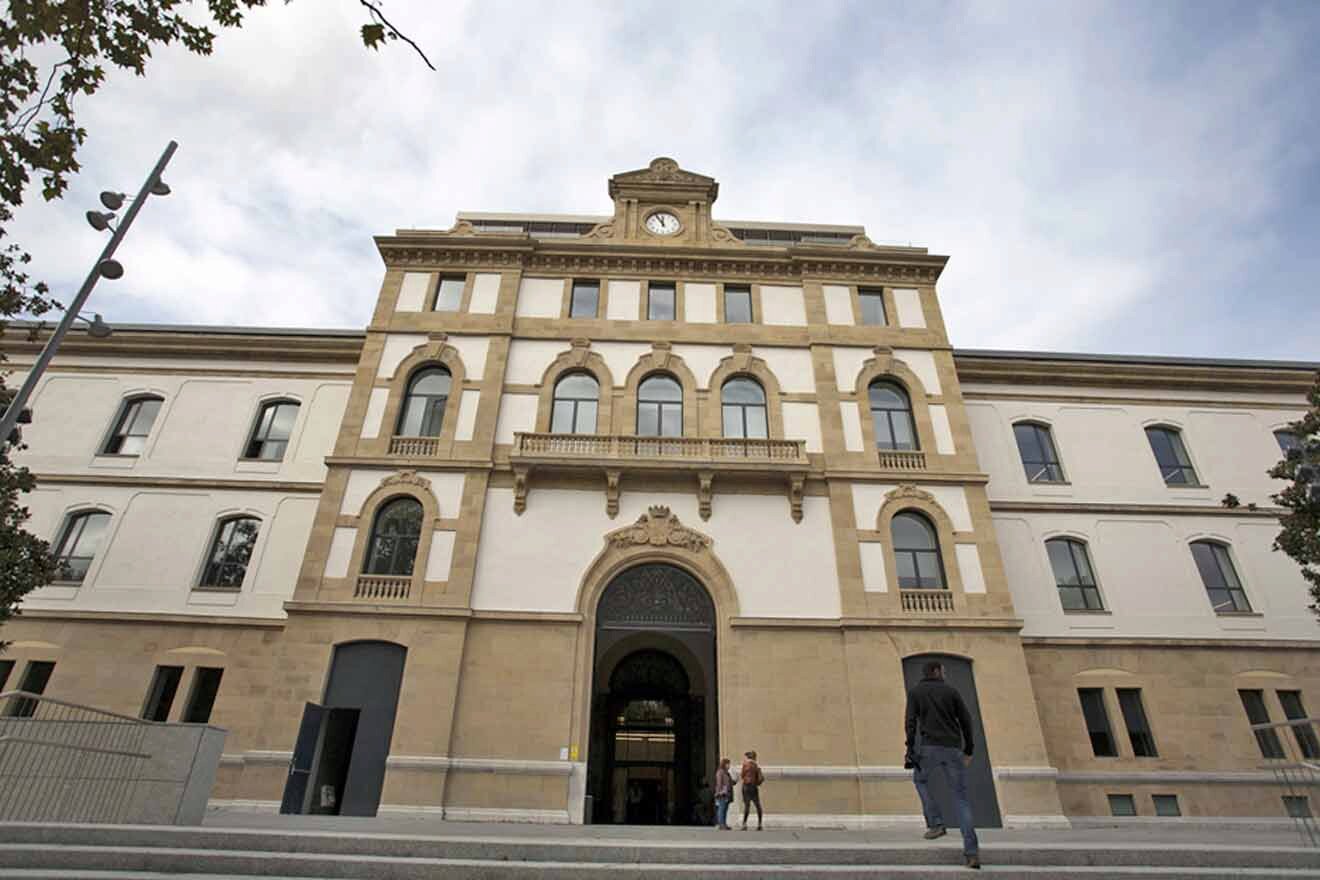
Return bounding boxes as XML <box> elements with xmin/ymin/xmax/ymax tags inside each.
<box><xmin>9</xmin><ymin>1</ymin><xmax>1319</xmax><ymax>359</ymax></box>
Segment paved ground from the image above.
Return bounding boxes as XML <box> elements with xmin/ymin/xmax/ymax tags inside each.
<box><xmin>203</xmin><ymin>809</ymin><xmax>1311</xmax><ymax>850</ymax></box>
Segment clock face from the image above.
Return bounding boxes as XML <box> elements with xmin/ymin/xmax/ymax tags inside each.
<box><xmin>645</xmin><ymin>211</ymin><xmax>681</xmax><ymax>236</ymax></box>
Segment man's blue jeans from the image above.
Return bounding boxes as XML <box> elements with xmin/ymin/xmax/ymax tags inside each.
<box><xmin>912</xmin><ymin>744</ymin><xmax>979</xmax><ymax>856</ymax></box>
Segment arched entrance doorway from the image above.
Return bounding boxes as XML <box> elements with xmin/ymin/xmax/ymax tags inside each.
<box><xmin>587</xmin><ymin>563</ymin><xmax>716</xmax><ymax>825</ymax></box>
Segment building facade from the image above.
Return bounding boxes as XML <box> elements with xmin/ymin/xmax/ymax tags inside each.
<box><xmin>1</xmin><ymin>159</ymin><xmax>1315</xmax><ymax>826</ymax></box>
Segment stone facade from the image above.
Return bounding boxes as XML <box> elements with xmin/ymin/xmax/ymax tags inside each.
<box><xmin>1</xmin><ymin>159</ymin><xmax>1314</xmax><ymax>826</ymax></box>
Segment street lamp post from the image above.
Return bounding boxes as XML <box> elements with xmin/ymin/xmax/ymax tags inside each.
<box><xmin>0</xmin><ymin>140</ymin><xmax>177</xmax><ymax>445</ymax></box>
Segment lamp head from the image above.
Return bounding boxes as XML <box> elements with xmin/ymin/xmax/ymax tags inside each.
<box><xmin>85</xmin><ymin>210</ymin><xmax>115</xmax><ymax>232</ymax></box>
<box><xmin>150</xmin><ymin>179</ymin><xmax>171</xmax><ymax>197</ymax></box>
<box><xmin>99</xmin><ymin>191</ymin><xmax>125</xmax><ymax>210</ymax></box>
<box><xmin>97</xmin><ymin>259</ymin><xmax>124</xmax><ymax>280</ymax></box>
<box><xmin>87</xmin><ymin>314</ymin><xmax>113</xmax><ymax>338</ymax></box>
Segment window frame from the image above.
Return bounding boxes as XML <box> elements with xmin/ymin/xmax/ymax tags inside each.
<box><xmin>242</xmin><ymin>399</ymin><xmax>300</xmax><ymax>461</ymax></box>
<box><xmin>5</xmin><ymin>661</ymin><xmax>55</xmax><ymax>718</ymax></box>
<box><xmin>637</xmin><ymin>373</ymin><xmax>684</xmax><ymax>438</ymax></box>
<box><xmin>550</xmin><ymin>372</ymin><xmax>600</xmax><ymax>435</ymax></box>
<box><xmin>52</xmin><ymin>509</ymin><xmax>112</xmax><ymax>584</ymax></box>
<box><xmin>363</xmin><ymin>496</ymin><xmax>425</xmax><ymax>577</ymax></box>
<box><xmin>100</xmin><ymin>395</ymin><xmax>164</xmax><ymax>457</ymax></box>
<box><xmin>1107</xmin><ymin>794</ymin><xmax>1137</xmax><ymax>817</ymax></box>
<box><xmin>1277</xmin><ymin>690</ymin><xmax>1320</xmax><ymax>760</ymax></box>
<box><xmin>569</xmin><ymin>278</ymin><xmax>601</xmax><ymax>319</ymax></box>
<box><xmin>722</xmin><ymin>284</ymin><xmax>753</xmax><ymax>324</ymax></box>
<box><xmin>857</xmin><ymin>287</ymin><xmax>887</xmax><ymax>326</ymax></box>
<box><xmin>1013</xmin><ymin>421</ymin><xmax>1066</xmax><ymax>483</ymax></box>
<box><xmin>1046</xmin><ymin>537</ymin><xmax>1105</xmax><ymax>612</ymax></box>
<box><xmin>197</xmin><ymin>516</ymin><xmax>263</xmax><ymax>591</ymax></box>
<box><xmin>396</xmin><ymin>366</ymin><xmax>453</xmax><ymax>438</ymax></box>
<box><xmin>141</xmin><ymin>665</ymin><xmax>184</xmax><ymax>722</ymax></box>
<box><xmin>181</xmin><ymin>667</ymin><xmax>225</xmax><ymax>724</ymax></box>
<box><xmin>891</xmin><ymin>510</ymin><xmax>947</xmax><ymax>590</ymax></box>
<box><xmin>1189</xmin><ymin>540</ymin><xmax>1252</xmax><ymax>614</ymax></box>
<box><xmin>646</xmin><ymin>281</ymin><xmax>677</xmax><ymax>321</ymax></box>
<box><xmin>720</xmin><ymin>377</ymin><xmax>768</xmax><ymax>440</ymax></box>
<box><xmin>1077</xmin><ymin>688</ymin><xmax>1119</xmax><ymax>757</ymax></box>
<box><xmin>1144</xmin><ymin>425</ymin><xmax>1200</xmax><ymax>486</ymax></box>
<box><xmin>1152</xmin><ymin>794</ymin><xmax>1181</xmax><ymax>817</ymax></box>
<box><xmin>868</xmin><ymin>380</ymin><xmax>919</xmax><ymax>451</ymax></box>
<box><xmin>1116</xmin><ymin>688</ymin><xmax>1159</xmax><ymax>758</ymax></box>
<box><xmin>1239</xmin><ymin>688</ymin><xmax>1284</xmax><ymax>759</ymax></box>
<box><xmin>432</xmin><ymin>274</ymin><xmax>466</xmax><ymax>312</ymax></box>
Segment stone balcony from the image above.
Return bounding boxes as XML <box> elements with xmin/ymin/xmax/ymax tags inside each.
<box><xmin>900</xmin><ymin>589</ymin><xmax>955</xmax><ymax>614</ymax></box>
<box><xmin>510</xmin><ymin>432</ymin><xmax>810</xmax><ymax>521</ymax></box>
<box><xmin>877</xmin><ymin>450</ymin><xmax>926</xmax><ymax>471</ymax></box>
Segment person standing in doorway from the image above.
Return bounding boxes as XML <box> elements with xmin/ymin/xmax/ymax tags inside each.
<box><xmin>713</xmin><ymin>757</ymin><xmax>734</xmax><ymax>830</ymax></box>
<box><xmin>739</xmin><ymin>749</ymin><xmax>764</xmax><ymax>830</ymax></box>
<box><xmin>904</xmin><ymin>660</ymin><xmax>980</xmax><ymax>869</ymax></box>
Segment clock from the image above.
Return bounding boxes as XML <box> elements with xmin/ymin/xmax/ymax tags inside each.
<box><xmin>645</xmin><ymin>211</ymin><xmax>681</xmax><ymax>236</ymax></box>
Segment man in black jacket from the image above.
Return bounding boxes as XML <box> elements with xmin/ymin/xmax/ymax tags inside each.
<box><xmin>904</xmin><ymin>660</ymin><xmax>980</xmax><ymax>869</ymax></box>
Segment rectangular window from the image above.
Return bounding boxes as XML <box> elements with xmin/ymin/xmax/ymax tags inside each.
<box><xmin>1078</xmin><ymin>688</ymin><xmax>1118</xmax><ymax>757</ymax></box>
<box><xmin>1116</xmin><ymin>688</ymin><xmax>1158</xmax><ymax>757</ymax></box>
<box><xmin>1239</xmin><ymin>689</ymin><xmax>1285</xmax><ymax>758</ymax></box>
<box><xmin>182</xmin><ymin>667</ymin><xmax>225</xmax><ymax>724</ymax></box>
<box><xmin>1152</xmin><ymin>794</ymin><xmax>1181</xmax><ymax>817</ymax></box>
<box><xmin>1285</xmin><ymin>796</ymin><xmax>1313</xmax><ymax>819</ymax></box>
<box><xmin>433</xmin><ymin>276</ymin><xmax>464</xmax><ymax>311</ymax></box>
<box><xmin>103</xmin><ymin>397</ymin><xmax>162</xmax><ymax>456</ymax></box>
<box><xmin>1278</xmin><ymin>691</ymin><xmax>1320</xmax><ymax>759</ymax></box>
<box><xmin>647</xmin><ymin>282</ymin><xmax>676</xmax><ymax>320</ymax></box>
<box><xmin>0</xmin><ymin>659</ymin><xmax>13</xmax><ymax>690</ymax></box>
<box><xmin>141</xmin><ymin>665</ymin><xmax>184</xmax><ymax>722</ymax></box>
<box><xmin>858</xmin><ymin>288</ymin><xmax>886</xmax><ymax>325</ymax></box>
<box><xmin>723</xmin><ymin>285</ymin><xmax>752</xmax><ymax>323</ymax></box>
<box><xmin>6</xmin><ymin>661</ymin><xmax>55</xmax><ymax>718</ymax></box>
<box><xmin>1107</xmin><ymin>794</ymin><xmax>1137</xmax><ymax>817</ymax></box>
<box><xmin>569</xmin><ymin>280</ymin><xmax>599</xmax><ymax>318</ymax></box>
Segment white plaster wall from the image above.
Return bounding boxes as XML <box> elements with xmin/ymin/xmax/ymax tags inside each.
<box><xmin>994</xmin><ymin>511</ymin><xmax>1315</xmax><ymax>641</ymax></box>
<box><xmin>455</xmin><ymin>390</ymin><xmax>482</xmax><ymax>441</ymax></box>
<box><xmin>753</xmin><ymin>347</ymin><xmax>815</xmax><ymax>394</ymax></box>
<box><xmin>859</xmin><ymin>543</ymin><xmax>888</xmax><ymax>592</ymax></box>
<box><xmin>671</xmin><ymin>344</ymin><xmax>731</xmax><ymax>389</ymax></box>
<box><xmin>782</xmin><ymin>403</ymin><xmax>823</xmax><ymax>453</ymax></box>
<box><xmin>340</xmin><ymin>469</ymin><xmax>464</xmax><ymax>516</ymax></box>
<box><xmin>823</xmin><ymin>285</ymin><xmax>854</xmax><ymax>325</ymax></box>
<box><xmin>516</xmin><ymin>277</ymin><xmax>564</xmax><ymax>318</ymax></box>
<box><xmin>496</xmin><ymin>394</ymin><xmax>539</xmax><ymax>444</ymax></box>
<box><xmin>850</xmin><ymin>482</ymin><xmax>972</xmax><ymax>531</ymax></box>
<box><xmin>324</xmin><ymin>527</ymin><xmax>356</xmax><ymax>579</ymax></box>
<box><xmin>471</xmin><ymin>489</ymin><xmax>839</xmax><ymax>618</ymax></box>
<box><xmin>965</xmin><ymin>398</ymin><xmax>1300</xmax><ymax>506</ymax></box>
<box><xmin>469</xmin><ymin>273</ymin><xmax>501</xmax><ymax>314</ymax></box>
<box><xmin>684</xmin><ymin>283</ymin><xmax>717</xmax><ymax>323</ymax></box>
<box><xmin>360</xmin><ymin>388</ymin><xmax>389</xmax><ymax>439</ymax></box>
<box><xmin>840</xmin><ymin>402</ymin><xmax>864</xmax><ymax>452</ymax></box>
<box><xmin>426</xmin><ymin>530</ymin><xmax>457</xmax><ymax>581</ymax></box>
<box><xmin>396</xmin><ymin>272</ymin><xmax>430</xmax><ymax>312</ymax></box>
<box><xmin>505</xmin><ymin>340</ymin><xmax>568</xmax><ymax>386</ymax></box>
<box><xmin>291</xmin><ymin>384</ymin><xmax>350</xmax><ymax>479</ymax></box>
<box><xmin>893</xmin><ymin>349</ymin><xmax>942</xmax><ymax>395</ymax></box>
<box><xmin>606</xmin><ymin>280</ymin><xmax>640</xmax><ymax>321</ymax></box>
<box><xmin>831</xmin><ymin>347</ymin><xmax>871</xmax><ymax>393</ymax></box>
<box><xmin>590</xmin><ymin>341</ymin><xmax>651</xmax><ymax>386</ymax></box>
<box><xmin>955</xmin><ymin>544</ymin><xmax>986</xmax><ymax>593</ymax></box>
<box><xmin>21</xmin><ymin>485</ymin><xmax>318</xmax><ymax>619</ymax></box>
<box><xmin>892</xmin><ymin>288</ymin><xmax>926</xmax><ymax>329</ymax></box>
<box><xmin>417</xmin><ymin>471</ymin><xmax>466</xmax><ymax>516</ymax></box>
<box><xmin>929</xmin><ymin>404</ymin><xmax>955</xmax><ymax>455</ymax></box>
<box><xmin>377</xmin><ymin>334</ymin><xmax>428</xmax><ymax>378</ymax></box>
<box><xmin>759</xmin><ymin>286</ymin><xmax>807</xmax><ymax>326</ymax></box>
<box><xmin>448</xmin><ymin>336</ymin><xmax>490</xmax><ymax>380</ymax></box>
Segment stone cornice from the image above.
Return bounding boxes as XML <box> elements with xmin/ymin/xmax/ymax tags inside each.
<box><xmin>955</xmin><ymin>352</ymin><xmax>1316</xmax><ymax>394</ymax></box>
<box><xmin>0</xmin><ymin>324</ymin><xmax>363</xmax><ymax>365</ymax></box>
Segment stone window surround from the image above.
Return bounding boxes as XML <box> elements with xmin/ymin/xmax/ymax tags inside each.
<box><xmin>1071</xmin><ymin>671</ymin><xmax>1163</xmax><ymax>762</ymax></box>
<box><xmin>142</xmin><ymin>647</ymin><xmax>230</xmax><ymax>724</ymax></box>
<box><xmin>852</xmin><ymin>349</ymin><xmax>941</xmax><ymax>457</ymax></box>
<box><xmin>409</xmin><ymin>271</ymin><xmax>480</xmax><ymax>314</ymax></box>
<box><xmin>717</xmin><ymin>282</ymin><xmax>757</xmax><ymax>324</ymax></box>
<box><xmin>862</xmin><ymin>486</ymin><xmax>973</xmax><ymax>611</ymax></box>
<box><xmin>542</xmin><ymin>277</ymin><xmax>795</xmax><ymax>325</ymax></box>
<box><xmin>534</xmin><ymin>341</ymin><xmax>616</xmax><ymax>434</ymax></box>
<box><xmin>620</xmin><ymin>344</ymin><xmax>701</xmax><ymax>437</ymax></box>
<box><xmin>334</xmin><ymin>471</ymin><xmax>453</xmax><ymax>602</ymax></box>
<box><xmin>842</xmin><ymin>284</ymin><xmax>901</xmax><ymax>327</ymax></box>
<box><xmin>1038</xmin><ymin>530</ymin><xmax>1109</xmax><ymax>614</ymax></box>
<box><xmin>369</xmin><ymin>336</ymin><xmax>469</xmax><ymax>458</ymax></box>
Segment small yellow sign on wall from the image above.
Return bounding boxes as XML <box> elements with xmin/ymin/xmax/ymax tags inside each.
<box><xmin>569</xmin><ymin>745</ymin><xmax>579</xmax><ymax>761</ymax></box>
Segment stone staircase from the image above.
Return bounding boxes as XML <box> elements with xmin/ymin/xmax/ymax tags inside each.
<box><xmin>0</xmin><ymin>822</ymin><xmax>1318</xmax><ymax>878</ymax></box>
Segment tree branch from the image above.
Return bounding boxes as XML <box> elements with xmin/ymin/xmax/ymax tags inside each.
<box><xmin>358</xmin><ymin>0</ymin><xmax>436</xmax><ymax>71</ymax></box>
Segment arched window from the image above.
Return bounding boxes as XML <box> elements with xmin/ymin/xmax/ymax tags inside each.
<box><xmin>363</xmin><ymin>497</ymin><xmax>424</xmax><ymax>576</ymax></box>
<box><xmin>53</xmin><ymin>510</ymin><xmax>111</xmax><ymax>583</ymax></box>
<box><xmin>551</xmin><ymin>373</ymin><xmax>599</xmax><ymax>434</ymax></box>
<box><xmin>868</xmin><ymin>381</ymin><xmax>917</xmax><ymax>451</ymax></box>
<box><xmin>1144</xmin><ymin>426</ymin><xmax>1198</xmax><ymax>485</ymax></box>
<box><xmin>637</xmin><ymin>374</ymin><xmax>682</xmax><ymax>437</ymax></box>
<box><xmin>244</xmin><ymin>400</ymin><xmax>300</xmax><ymax>460</ymax></box>
<box><xmin>102</xmin><ymin>395</ymin><xmax>163</xmax><ymax>456</ymax></box>
<box><xmin>199</xmin><ymin>517</ymin><xmax>262</xmax><ymax>589</ymax></box>
<box><xmin>721</xmin><ymin>377</ymin><xmax>768</xmax><ymax>439</ymax></box>
<box><xmin>1190</xmin><ymin>540</ymin><xmax>1251</xmax><ymax>613</ymax></box>
<box><xmin>1045</xmin><ymin>538</ymin><xmax>1102</xmax><ymax>610</ymax></box>
<box><xmin>1014</xmin><ymin>422</ymin><xmax>1065</xmax><ymax>483</ymax></box>
<box><xmin>891</xmin><ymin>511</ymin><xmax>945</xmax><ymax>589</ymax></box>
<box><xmin>397</xmin><ymin>367</ymin><xmax>451</xmax><ymax>437</ymax></box>
<box><xmin>1275</xmin><ymin>429</ymin><xmax>1301</xmax><ymax>456</ymax></box>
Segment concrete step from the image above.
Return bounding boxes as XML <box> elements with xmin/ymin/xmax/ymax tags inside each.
<box><xmin>0</xmin><ymin>825</ymin><xmax>1316</xmax><ymax>871</ymax></box>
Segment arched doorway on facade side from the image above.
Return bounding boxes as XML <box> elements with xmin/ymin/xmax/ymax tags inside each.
<box><xmin>587</xmin><ymin>562</ymin><xmax>717</xmax><ymax>826</ymax></box>
<box><xmin>901</xmin><ymin>653</ymin><xmax>1003</xmax><ymax>828</ymax></box>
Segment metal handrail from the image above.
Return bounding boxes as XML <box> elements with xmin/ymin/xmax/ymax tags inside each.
<box><xmin>0</xmin><ymin>690</ymin><xmax>165</xmax><ymax>725</ymax></box>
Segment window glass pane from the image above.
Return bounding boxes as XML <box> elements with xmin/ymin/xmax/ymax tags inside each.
<box><xmin>659</xmin><ymin>404</ymin><xmax>682</xmax><ymax>437</ymax></box>
<box><xmin>725</xmin><ymin>287</ymin><xmax>752</xmax><ymax>323</ymax></box>
<box><xmin>1059</xmin><ymin>586</ymin><xmax>1085</xmax><ymax>611</ymax></box>
<box><xmin>366</xmin><ymin>498</ymin><xmax>422</xmax><ymax>575</ymax></box>
<box><xmin>890</xmin><ymin>414</ymin><xmax>916</xmax><ymax>450</ymax></box>
<box><xmin>1280</xmin><ymin>692</ymin><xmax>1320</xmax><ymax>759</ymax></box>
<box><xmin>142</xmin><ymin>666</ymin><xmax>183</xmax><ymax>722</ymax></box>
<box><xmin>1069</xmin><ymin>542</ymin><xmax>1095</xmax><ymax>584</ymax></box>
<box><xmin>1108</xmin><ymin>794</ymin><xmax>1136</xmax><ymax>817</ymax></box>
<box><xmin>859</xmin><ymin>289</ymin><xmax>886</xmax><ymax>325</ymax></box>
<box><xmin>0</xmin><ymin>659</ymin><xmax>13</xmax><ymax>691</ymax></box>
<box><xmin>648</xmin><ymin>284</ymin><xmax>675</xmax><ymax>320</ymax></box>
<box><xmin>638</xmin><ymin>404</ymin><xmax>660</xmax><ymax>437</ymax></box>
<box><xmin>129</xmin><ymin>399</ymin><xmax>162</xmax><ymax>435</ymax></box>
<box><xmin>182</xmin><ymin>667</ymin><xmax>224</xmax><ymax>724</ymax></box>
<box><xmin>1211</xmin><ymin>545</ymin><xmax>1242</xmax><ymax>589</ymax></box>
<box><xmin>1190</xmin><ymin>542</ymin><xmax>1224</xmax><ymax>588</ymax></box>
<box><xmin>722</xmin><ymin>406</ymin><xmax>743</xmax><ymax>439</ymax></box>
<box><xmin>1239</xmin><ymin>690</ymin><xmax>1285</xmax><ymax>759</ymax></box>
<box><xmin>640</xmin><ymin>375</ymin><xmax>682</xmax><ymax>402</ymax></box>
<box><xmin>872</xmin><ymin>412</ymin><xmax>896</xmax><ymax>449</ymax></box>
<box><xmin>868</xmin><ymin>382</ymin><xmax>908</xmax><ymax>409</ymax></box>
<box><xmin>892</xmin><ymin>513</ymin><xmax>937</xmax><ymax>550</ymax></box>
<box><xmin>551</xmin><ymin>401</ymin><xmax>576</xmax><ymax>433</ymax></box>
<box><xmin>915</xmin><ymin>551</ymin><xmax>944</xmax><ymax>588</ymax></box>
<box><xmin>895</xmin><ymin>552</ymin><xmax>918</xmax><ymax>589</ymax></box>
<box><xmin>1046</xmin><ymin>540</ymin><xmax>1077</xmax><ymax>585</ymax></box>
<box><xmin>55</xmin><ymin>512</ymin><xmax>110</xmax><ymax>582</ymax></box>
<box><xmin>570</xmin><ymin>281</ymin><xmax>599</xmax><ymax>317</ymax></box>
<box><xmin>434</xmin><ymin>276</ymin><xmax>464</xmax><ymax>311</ymax></box>
<box><xmin>267</xmin><ymin>403</ymin><xmax>298</xmax><ymax>441</ymax></box>
<box><xmin>1014</xmin><ymin>423</ymin><xmax>1045</xmax><ymax>463</ymax></box>
<box><xmin>722</xmin><ymin>378</ymin><xmax>765</xmax><ymax>404</ymax></box>
<box><xmin>7</xmin><ymin>662</ymin><xmax>55</xmax><ymax>717</ymax></box>
<box><xmin>557</xmin><ymin>373</ymin><xmax>598</xmax><ymax>400</ymax></box>
<box><xmin>1117</xmin><ymin>688</ymin><xmax>1158</xmax><ymax>757</ymax></box>
<box><xmin>1285</xmin><ymin>796</ymin><xmax>1313</xmax><ymax>819</ymax></box>
<box><xmin>746</xmin><ymin>406</ymin><xmax>768</xmax><ymax>439</ymax></box>
<box><xmin>1275</xmin><ymin>430</ymin><xmax>1300</xmax><ymax>454</ymax></box>
<box><xmin>1153</xmin><ymin>795</ymin><xmax>1181</xmax><ymax>817</ymax></box>
<box><xmin>1078</xmin><ymin>688</ymin><xmax>1117</xmax><ymax>757</ymax></box>
<box><xmin>410</xmin><ymin>369</ymin><xmax>452</xmax><ymax>396</ymax></box>
<box><xmin>574</xmin><ymin>401</ymin><xmax>597</xmax><ymax>434</ymax></box>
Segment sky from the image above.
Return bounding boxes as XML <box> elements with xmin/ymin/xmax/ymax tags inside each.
<box><xmin>10</xmin><ymin>0</ymin><xmax>1320</xmax><ymax>360</ymax></box>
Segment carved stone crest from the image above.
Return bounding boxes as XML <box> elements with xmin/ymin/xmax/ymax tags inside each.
<box><xmin>886</xmin><ymin>484</ymin><xmax>936</xmax><ymax>505</ymax></box>
<box><xmin>606</xmin><ymin>506</ymin><xmax>712</xmax><ymax>554</ymax></box>
<box><xmin>380</xmin><ymin>470</ymin><xmax>429</xmax><ymax>490</ymax></box>
<box><xmin>650</xmin><ymin>341</ymin><xmax>673</xmax><ymax>370</ymax></box>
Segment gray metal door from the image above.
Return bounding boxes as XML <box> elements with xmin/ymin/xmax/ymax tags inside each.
<box><xmin>321</xmin><ymin>641</ymin><xmax>407</xmax><ymax>816</ymax></box>
<box><xmin>902</xmin><ymin>654</ymin><xmax>1002</xmax><ymax>828</ymax></box>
